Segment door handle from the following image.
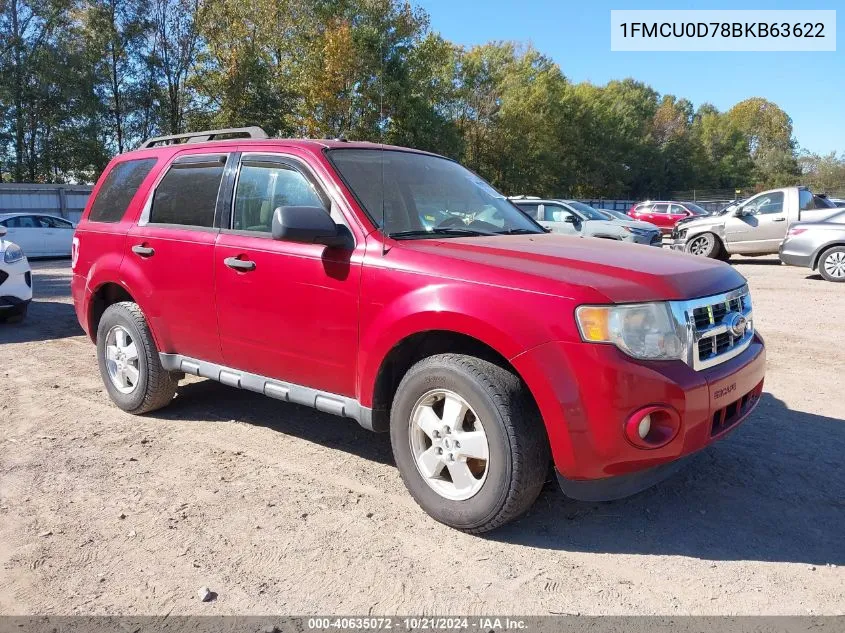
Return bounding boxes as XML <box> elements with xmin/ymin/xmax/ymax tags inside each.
<box><xmin>224</xmin><ymin>256</ymin><xmax>256</xmax><ymax>272</ymax></box>
<box><xmin>131</xmin><ymin>244</ymin><xmax>155</xmax><ymax>257</ymax></box>
<box><xmin>772</xmin><ymin>217</ymin><xmax>786</xmax><ymax>222</ymax></box>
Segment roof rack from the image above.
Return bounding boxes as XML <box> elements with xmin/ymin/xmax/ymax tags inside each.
<box><xmin>138</xmin><ymin>126</ymin><xmax>269</xmax><ymax>149</ymax></box>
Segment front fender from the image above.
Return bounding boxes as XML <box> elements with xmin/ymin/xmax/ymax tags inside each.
<box><xmin>356</xmin><ymin>278</ymin><xmax>574</xmax><ymax>408</ymax></box>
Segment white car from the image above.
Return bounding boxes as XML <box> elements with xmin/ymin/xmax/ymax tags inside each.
<box><xmin>0</xmin><ymin>212</ymin><xmax>76</xmax><ymax>257</ymax></box>
<box><xmin>0</xmin><ymin>225</ymin><xmax>32</xmax><ymax>323</ymax></box>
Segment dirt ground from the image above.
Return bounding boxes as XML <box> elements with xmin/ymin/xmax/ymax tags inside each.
<box><xmin>1</xmin><ymin>257</ymin><xmax>843</xmax><ymax>616</ymax></box>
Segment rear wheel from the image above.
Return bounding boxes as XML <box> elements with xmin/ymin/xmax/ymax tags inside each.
<box><xmin>96</xmin><ymin>301</ymin><xmax>178</xmax><ymax>414</ymax></box>
<box><xmin>390</xmin><ymin>353</ymin><xmax>549</xmax><ymax>533</ymax></box>
<box><xmin>686</xmin><ymin>232</ymin><xmax>722</xmax><ymax>259</ymax></box>
<box><xmin>819</xmin><ymin>246</ymin><xmax>845</xmax><ymax>282</ymax></box>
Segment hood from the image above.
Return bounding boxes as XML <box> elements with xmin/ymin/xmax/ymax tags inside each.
<box><xmin>397</xmin><ymin>233</ymin><xmax>746</xmax><ymax>304</ymax></box>
<box><xmin>597</xmin><ymin>217</ymin><xmax>659</xmax><ymax>231</ymax></box>
<box><xmin>675</xmin><ymin>214</ymin><xmax>723</xmax><ymax>230</ymax></box>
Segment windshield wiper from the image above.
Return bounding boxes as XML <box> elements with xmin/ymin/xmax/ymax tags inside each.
<box><xmin>388</xmin><ymin>227</ymin><xmax>497</xmax><ymax>239</ymax></box>
<box><xmin>495</xmin><ymin>228</ymin><xmax>543</xmax><ymax>235</ymax></box>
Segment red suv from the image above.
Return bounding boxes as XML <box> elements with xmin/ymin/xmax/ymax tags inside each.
<box><xmin>628</xmin><ymin>200</ymin><xmax>711</xmax><ymax>235</ymax></box>
<box><xmin>71</xmin><ymin>128</ymin><xmax>765</xmax><ymax>532</ymax></box>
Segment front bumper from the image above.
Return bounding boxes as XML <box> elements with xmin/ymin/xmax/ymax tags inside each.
<box><xmin>670</xmin><ymin>238</ymin><xmax>687</xmax><ymax>252</ymax></box>
<box><xmin>0</xmin><ymin>258</ymin><xmax>33</xmax><ymax>310</ymax></box>
<box><xmin>511</xmin><ymin>333</ymin><xmax>766</xmax><ymax>497</ymax></box>
<box><xmin>628</xmin><ymin>232</ymin><xmax>663</xmax><ymax>247</ymax></box>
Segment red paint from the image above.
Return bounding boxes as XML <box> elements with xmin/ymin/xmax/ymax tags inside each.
<box><xmin>628</xmin><ymin>201</ymin><xmax>702</xmax><ymax>235</ymax></box>
<box><xmin>72</xmin><ymin>138</ymin><xmax>765</xmax><ymax>482</ymax></box>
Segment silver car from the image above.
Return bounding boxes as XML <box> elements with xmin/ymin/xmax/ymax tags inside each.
<box><xmin>511</xmin><ymin>198</ymin><xmax>662</xmax><ymax>246</ymax></box>
<box><xmin>779</xmin><ymin>209</ymin><xmax>845</xmax><ymax>282</ymax></box>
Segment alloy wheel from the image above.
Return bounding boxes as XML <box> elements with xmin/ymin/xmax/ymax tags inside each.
<box><xmin>105</xmin><ymin>325</ymin><xmax>140</xmax><ymax>394</ymax></box>
<box><xmin>408</xmin><ymin>389</ymin><xmax>490</xmax><ymax>501</ymax></box>
<box><xmin>823</xmin><ymin>251</ymin><xmax>845</xmax><ymax>278</ymax></box>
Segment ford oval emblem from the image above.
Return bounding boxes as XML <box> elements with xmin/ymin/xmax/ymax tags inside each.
<box><xmin>727</xmin><ymin>312</ymin><xmax>748</xmax><ymax>338</ymax></box>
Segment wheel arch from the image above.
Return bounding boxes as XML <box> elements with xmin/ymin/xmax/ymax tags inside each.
<box><xmin>812</xmin><ymin>241</ymin><xmax>845</xmax><ymax>270</ymax></box>
<box><xmin>366</xmin><ymin>329</ymin><xmax>542</xmax><ymax>434</ymax></box>
<box><xmin>87</xmin><ymin>282</ymin><xmax>136</xmax><ymax>343</ymax></box>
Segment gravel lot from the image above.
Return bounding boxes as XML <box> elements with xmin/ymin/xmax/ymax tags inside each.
<box><xmin>1</xmin><ymin>257</ymin><xmax>843</xmax><ymax>616</ymax></box>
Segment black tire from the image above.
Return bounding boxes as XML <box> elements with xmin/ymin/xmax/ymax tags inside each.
<box><xmin>96</xmin><ymin>301</ymin><xmax>177</xmax><ymax>414</ymax></box>
<box><xmin>0</xmin><ymin>303</ymin><xmax>28</xmax><ymax>323</ymax></box>
<box><xmin>390</xmin><ymin>353</ymin><xmax>550</xmax><ymax>533</ymax></box>
<box><xmin>686</xmin><ymin>232</ymin><xmax>721</xmax><ymax>258</ymax></box>
<box><xmin>818</xmin><ymin>246</ymin><xmax>845</xmax><ymax>282</ymax></box>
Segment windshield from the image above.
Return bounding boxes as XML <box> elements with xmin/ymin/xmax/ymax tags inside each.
<box><xmin>327</xmin><ymin>149</ymin><xmax>544</xmax><ymax>237</ymax></box>
<box><xmin>684</xmin><ymin>202</ymin><xmax>710</xmax><ymax>216</ymax></box>
<box><xmin>565</xmin><ymin>201</ymin><xmax>607</xmax><ymax>221</ymax></box>
<box><xmin>601</xmin><ymin>209</ymin><xmax>631</xmax><ymax>221</ymax></box>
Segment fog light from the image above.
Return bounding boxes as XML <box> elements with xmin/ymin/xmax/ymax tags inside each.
<box><xmin>625</xmin><ymin>406</ymin><xmax>681</xmax><ymax>449</ymax></box>
<box><xmin>637</xmin><ymin>414</ymin><xmax>652</xmax><ymax>439</ymax></box>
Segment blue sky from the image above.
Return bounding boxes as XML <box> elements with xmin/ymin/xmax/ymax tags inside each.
<box><xmin>416</xmin><ymin>0</ymin><xmax>843</xmax><ymax>156</ymax></box>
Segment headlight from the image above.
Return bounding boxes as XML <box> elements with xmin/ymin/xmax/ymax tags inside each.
<box><xmin>3</xmin><ymin>243</ymin><xmax>25</xmax><ymax>264</ymax></box>
<box><xmin>575</xmin><ymin>302</ymin><xmax>688</xmax><ymax>360</ymax></box>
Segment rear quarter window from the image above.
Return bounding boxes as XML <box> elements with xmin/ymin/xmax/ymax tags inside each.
<box><xmin>88</xmin><ymin>158</ymin><xmax>158</xmax><ymax>223</ymax></box>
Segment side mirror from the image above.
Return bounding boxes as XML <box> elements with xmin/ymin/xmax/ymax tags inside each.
<box><xmin>271</xmin><ymin>206</ymin><xmax>349</xmax><ymax>247</ymax></box>
<box><xmin>0</xmin><ymin>225</ymin><xmax>6</xmax><ymax>237</ymax></box>
<box><xmin>563</xmin><ymin>215</ymin><xmax>577</xmax><ymax>224</ymax></box>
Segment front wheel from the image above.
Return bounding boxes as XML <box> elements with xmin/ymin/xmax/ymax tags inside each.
<box><xmin>819</xmin><ymin>246</ymin><xmax>845</xmax><ymax>282</ymax></box>
<box><xmin>390</xmin><ymin>354</ymin><xmax>550</xmax><ymax>533</ymax></box>
<box><xmin>686</xmin><ymin>232</ymin><xmax>722</xmax><ymax>259</ymax></box>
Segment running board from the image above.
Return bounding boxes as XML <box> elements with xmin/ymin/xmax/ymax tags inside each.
<box><xmin>159</xmin><ymin>353</ymin><xmax>378</xmax><ymax>432</ymax></box>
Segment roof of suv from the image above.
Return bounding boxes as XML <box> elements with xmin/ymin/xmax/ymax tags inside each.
<box><xmin>122</xmin><ymin>137</ymin><xmax>440</xmax><ymax>157</ymax></box>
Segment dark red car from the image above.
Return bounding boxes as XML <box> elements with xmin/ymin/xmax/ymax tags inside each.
<box><xmin>71</xmin><ymin>127</ymin><xmax>765</xmax><ymax>532</ymax></box>
<box><xmin>628</xmin><ymin>200</ymin><xmax>711</xmax><ymax>235</ymax></box>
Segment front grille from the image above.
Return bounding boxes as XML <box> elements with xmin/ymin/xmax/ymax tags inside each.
<box><xmin>0</xmin><ymin>270</ymin><xmax>7</xmax><ymax>287</ymax></box>
<box><xmin>675</xmin><ymin>285</ymin><xmax>754</xmax><ymax>370</ymax></box>
<box><xmin>711</xmin><ymin>380</ymin><xmax>763</xmax><ymax>436</ymax></box>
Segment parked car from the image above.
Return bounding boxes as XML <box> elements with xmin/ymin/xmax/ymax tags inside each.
<box><xmin>71</xmin><ymin>127</ymin><xmax>765</xmax><ymax>533</ymax></box>
<box><xmin>0</xmin><ymin>212</ymin><xmax>76</xmax><ymax>257</ymax></box>
<box><xmin>510</xmin><ymin>198</ymin><xmax>662</xmax><ymax>246</ymax></box>
<box><xmin>779</xmin><ymin>209</ymin><xmax>845</xmax><ymax>282</ymax></box>
<box><xmin>0</xmin><ymin>224</ymin><xmax>32</xmax><ymax>322</ymax></box>
<box><xmin>597</xmin><ymin>208</ymin><xmax>662</xmax><ymax>232</ymax></box>
<box><xmin>627</xmin><ymin>200</ymin><xmax>710</xmax><ymax>235</ymax></box>
<box><xmin>670</xmin><ymin>187</ymin><xmax>839</xmax><ymax>260</ymax></box>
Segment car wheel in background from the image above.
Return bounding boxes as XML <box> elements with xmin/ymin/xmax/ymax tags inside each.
<box><xmin>819</xmin><ymin>246</ymin><xmax>845</xmax><ymax>282</ymax></box>
<box><xmin>96</xmin><ymin>301</ymin><xmax>178</xmax><ymax>414</ymax></box>
<box><xmin>0</xmin><ymin>303</ymin><xmax>28</xmax><ymax>323</ymax></box>
<box><xmin>686</xmin><ymin>233</ymin><xmax>721</xmax><ymax>259</ymax></box>
<box><xmin>390</xmin><ymin>353</ymin><xmax>550</xmax><ymax>533</ymax></box>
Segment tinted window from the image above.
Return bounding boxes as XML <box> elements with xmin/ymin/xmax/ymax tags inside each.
<box><xmin>566</xmin><ymin>201</ymin><xmax>605</xmax><ymax>220</ymax></box>
<box><xmin>799</xmin><ymin>189</ymin><xmax>814</xmax><ymax>210</ymax></box>
<box><xmin>38</xmin><ymin>216</ymin><xmax>73</xmax><ymax>228</ymax></box>
<box><xmin>150</xmin><ymin>159</ymin><xmax>225</xmax><ymax>227</ymax></box>
<box><xmin>651</xmin><ymin>204</ymin><xmax>669</xmax><ymax>214</ymax></box>
<box><xmin>813</xmin><ymin>194</ymin><xmax>836</xmax><ymax>209</ymax></box>
<box><xmin>89</xmin><ymin>158</ymin><xmax>157</xmax><ymax>223</ymax></box>
<box><xmin>233</xmin><ymin>163</ymin><xmax>326</xmax><ymax>233</ymax></box>
<box><xmin>6</xmin><ymin>215</ymin><xmax>38</xmax><ymax>228</ymax></box>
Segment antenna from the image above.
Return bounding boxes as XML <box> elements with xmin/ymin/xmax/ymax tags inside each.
<box><xmin>379</xmin><ymin>37</ymin><xmax>387</xmax><ymax>256</ymax></box>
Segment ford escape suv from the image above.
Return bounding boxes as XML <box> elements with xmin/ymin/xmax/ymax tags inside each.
<box><xmin>72</xmin><ymin>127</ymin><xmax>766</xmax><ymax>533</ymax></box>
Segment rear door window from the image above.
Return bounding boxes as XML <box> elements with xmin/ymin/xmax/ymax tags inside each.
<box><xmin>515</xmin><ymin>204</ymin><xmax>541</xmax><ymax>220</ymax></box>
<box><xmin>652</xmin><ymin>204</ymin><xmax>669</xmax><ymax>214</ymax></box>
<box><xmin>149</xmin><ymin>156</ymin><xmax>226</xmax><ymax>228</ymax></box>
<box><xmin>88</xmin><ymin>158</ymin><xmax>157</xmax><ymax>223</ymax></box>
